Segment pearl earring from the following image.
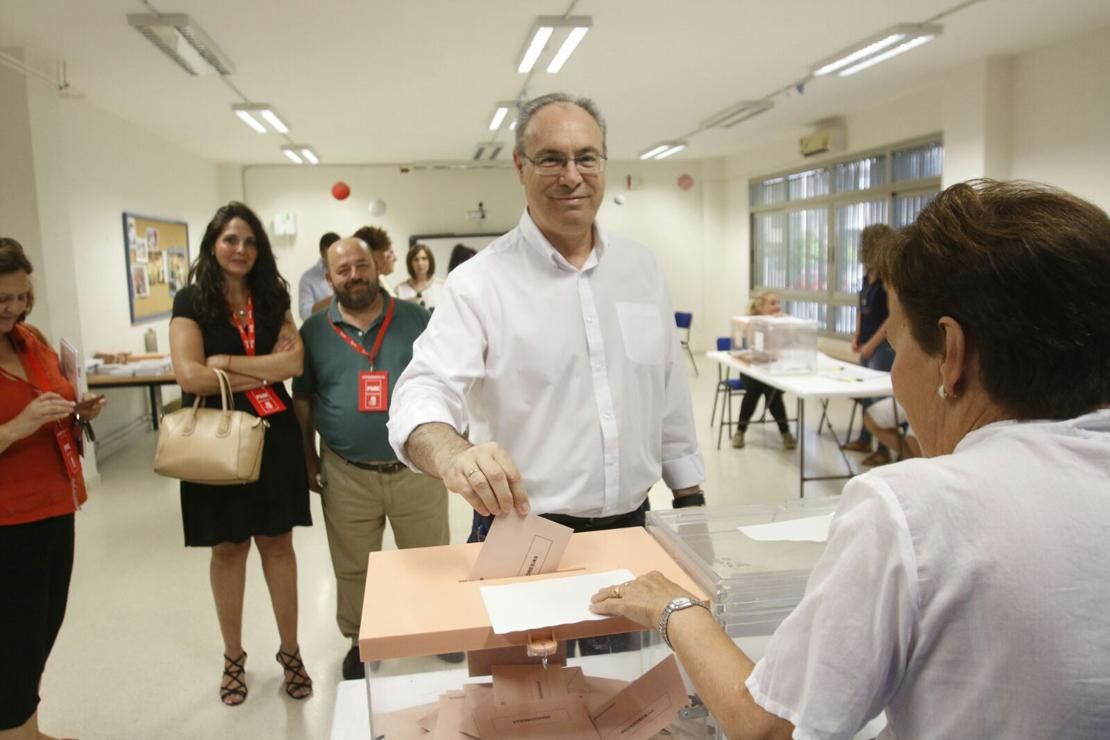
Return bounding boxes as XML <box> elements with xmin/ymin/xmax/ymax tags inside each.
<box><xmin>937</xmin><ymin>384</ymin><xmax>948</xmax><ymax>400</ymax></box>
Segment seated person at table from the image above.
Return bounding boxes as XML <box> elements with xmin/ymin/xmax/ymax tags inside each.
<box><xmin>861</xmin><ymin>397</ymin><xmax>920</xmax><ymax>464</ymax></box>
<box><xmin>591</xmin><ymin>180</ymin><xmax>1110</xmax><ymax>739</ymax></box>
<box><xmin>731</xmin><ymin>291</ymin><xmax>796</xmax><ymax>450</ymax></box>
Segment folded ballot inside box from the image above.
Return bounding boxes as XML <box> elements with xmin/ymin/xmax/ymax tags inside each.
<box><xmin>359</xmin><ymin>526</ymin><xmax>712</xmax><ymax>739</ymax></box>
<box><xmin>731</xmin><ymin>315</ymin><xmax>818</xmax><ymax>374</ymax></box>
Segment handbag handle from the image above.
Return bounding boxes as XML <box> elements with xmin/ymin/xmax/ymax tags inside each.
<box><xmin>182</xmin><ymin>366</ymin><xmax>235</xmax><ymax>435</ymax></box>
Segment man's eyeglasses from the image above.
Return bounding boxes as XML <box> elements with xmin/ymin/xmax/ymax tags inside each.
<box><xmin>520</xmin><ymin>152</ymin><xmax>607</xmax><ymax>175</ymax></box>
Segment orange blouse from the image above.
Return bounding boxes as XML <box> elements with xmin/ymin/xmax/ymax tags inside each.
<box><xmin>0</xmin><ymin>324</ymin><xmax>88</xmax><ymax>525</ymax></box>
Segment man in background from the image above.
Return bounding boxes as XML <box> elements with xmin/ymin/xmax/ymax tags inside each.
<box><xmin>353</xmin><ymin>225</ymin><xmax>397</xmax><ymax>297</ymax></box>
<box><xmin>298</xmin><ymin>231</ymin><xmax>340</xmax><ymax>321</ymax></box>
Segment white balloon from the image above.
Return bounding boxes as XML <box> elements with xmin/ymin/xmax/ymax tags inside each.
<box><xmin>367</xmin><ymin>199</ymin><xmax>388</xmax><ymax>217</ymax></box>
<box><xmin>613</xmin><ymin>194</ymin><xmax>626</xmax><ymax>205</ymax></box>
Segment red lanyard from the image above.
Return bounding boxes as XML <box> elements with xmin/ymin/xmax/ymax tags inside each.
<box><xmin>327</xmin><ymin>296</ymin><xmax>395</xmax><ymax>369</ymax></box>
<box><xmin>230</xmin><ymin>294</ymin><xmax>256</xmax><ymax>356</ymax></box>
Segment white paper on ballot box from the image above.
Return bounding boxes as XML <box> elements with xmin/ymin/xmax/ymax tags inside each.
<box><xmin>738</xmin><ymin>513</ymin><xmax>833</xmax><ymax>543</ymax></box>
<box><xmin>480</xmin><ymin>569</ymin><xmax>635</xmax><ymax>634</ymax></box>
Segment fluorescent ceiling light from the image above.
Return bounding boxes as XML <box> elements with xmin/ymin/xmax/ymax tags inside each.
<box><xmin>639</xmin><ymin>144</ymin><xmax>671</xmax><ymax>160</ymax></box>
<box><xmin>283</xmin><ymin>145</ymin><xmax>319</xmax><ymax>165</ymax></box>
<box><xmin>259</xmin><ymin>109</ymin><xmax>289</xmax><ymax>134</ymax></box>
<box><xmin>127</xmin><ymin>13</ymin><xmax>233</xmax><ymax>76</ymax></box>
<box><xmin>232</xmin><ymin>104</ymin><xmax>289</xmax><ymax>134</ymax></box>
<box><xmin>518</xmin><ymin>25</ymin><xmax>554</xmax><ymax>73</ymax></box>
<box><xmin>546</xmin><ymin>26</ymin><xmax>590</xmax><ymax>73</ymax></box>
<box><xmin>489</xmin><ymin>106</ymin><xmax>509</xmax><ymax>131</ymax></box>
<box><xmin>474</xmin><ymin>142</ymin><xmax>503</xmax><ymax>161</ymax></box>
<box><xmin>838</xmin><ymin>34</ymin><xmax>937</xmax><ymax>76</ymax></box>
<box><xmin>640</xmin><ymin>142</ymin><xmax>686</xmax><ymax>160</ymax></box>
<box><xmin>234</xmin><ymin>109</ymin><xmax>267</xmax><ymax>134</ymax></box>
<box><xmin>700</xmin><ymin>100</ymin><xmax>774</xmax><ymax>129</ymax></box>
<box><xmin>488</xmin><ymin>101</ymin><xmax>519</xmax><ymax>132</ymax></box>
<box><xmin>517</xmin><ymin>16</ymin><xmax>592</xmax><ymax>74</ymax></box>
<box><xmin>812</xmin><ymin>23</ymin><xmax>942</xmax><ymax>77</ymax></box>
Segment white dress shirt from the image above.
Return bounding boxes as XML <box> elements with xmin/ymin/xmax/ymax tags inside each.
<box><xmin>747</xmin><ymin>409</ymin><xmax>1110</xmax><ymax>740</ymax></box>
<box><xmin>297</xmin><ymin>258</ymin><xmax>331</xmax><ymax>322</ymax></box>
<box><xmin>388</xmin><ymin>210</ymin><xmax>704</xmax><ymax>518</ymax></box>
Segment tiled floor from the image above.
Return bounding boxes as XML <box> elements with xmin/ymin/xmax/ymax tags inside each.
<box><xmin>38</xmin><ymin>360</ymin><xmax>870</xmax><ymax>739</ymax></box>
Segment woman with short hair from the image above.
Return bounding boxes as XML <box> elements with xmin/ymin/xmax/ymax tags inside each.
<box><xmin>394</xmin><ymin>243</ymin><xmax>443</xmax><ymax>311</ymax></box>
<box><xmin>592</xmin><ymin>180</ymin><xmax>1110</xmax><ymax>739</ymax></box>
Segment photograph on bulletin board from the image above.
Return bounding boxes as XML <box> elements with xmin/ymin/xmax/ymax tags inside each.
<box><xmin>122</xmin><ymin>212</ymin><xmax>190</xmax><ymax>324</ymax></box>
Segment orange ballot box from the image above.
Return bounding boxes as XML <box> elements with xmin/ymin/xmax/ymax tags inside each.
<box><xmin>359</xmin><ymin>526</ymin><xmax>712</xmax><ymax>739</ymax></box>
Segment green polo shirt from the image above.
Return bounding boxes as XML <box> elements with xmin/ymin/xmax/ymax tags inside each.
<box><xmin>293</xmin><ymin>291</ymin><xmax>430</xmax><ymax>462</ymax></box>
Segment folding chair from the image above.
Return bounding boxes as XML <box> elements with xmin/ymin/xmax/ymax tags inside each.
<box><xmin>711</xmin><ymin>337</ymin><xmax>745</xmax><ymax>449</ymax></box>
<box><xmin>673</xmin><ymin>311</ymin><xmax>698</xmax><ymax>375</ymax></box>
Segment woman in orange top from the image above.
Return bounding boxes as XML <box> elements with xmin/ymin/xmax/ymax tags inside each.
<box><xmin>0</xmin><ymin>238</ymin><xmax>105</xmax><ymax>740</ymax></box>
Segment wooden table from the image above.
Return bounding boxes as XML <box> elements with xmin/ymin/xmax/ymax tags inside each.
<box><xmin>86</xmin><ymin>373</ymin><xmax>177</xmax><ymax>431</ymax></box>
<box><xmin>706</xmin><ymin>351</ymin><xmax>895</xmax><ymax>496</ymax></box>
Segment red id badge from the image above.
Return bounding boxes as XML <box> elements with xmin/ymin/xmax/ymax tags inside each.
<box><xmin>359</xmin><ymin>371</ymin><xmax>389</xmax><ymax>412</ymax></box>
<box><xmin>54</xmin><ymin>426</ymin><xmax>83</xmax><ymax>479</ymax></box>
<box><xmin>245</xmin><ymin>387</ymin><xmax>287</xmax><ymax>416</ymax></box>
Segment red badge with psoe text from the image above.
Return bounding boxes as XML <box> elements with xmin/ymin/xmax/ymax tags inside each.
<box><xmin>359</xmin><ymin>371</ymin><xmax>389</xmax><ymax>412</ymax></box>
<box><xmin>245</xmin><ymin>387</ymin><xmax>286</xmax><ymax>416</ymax></box>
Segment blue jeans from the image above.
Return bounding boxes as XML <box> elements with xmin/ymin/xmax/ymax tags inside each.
<box><xmin>858</xmin><ymin>340</ymin><xmax>895</xmax><ymax>449</ymax></box>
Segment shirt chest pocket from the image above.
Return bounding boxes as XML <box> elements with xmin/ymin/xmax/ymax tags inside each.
<box><xmin>616</xmin><ymin>302</ymin><xmax>664</xmax><ymax>365</ymax></box>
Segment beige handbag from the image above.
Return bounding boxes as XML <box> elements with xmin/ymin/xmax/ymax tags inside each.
<box><xmin>153</xmin><ymin>368</ymin><xmax>269</xmax><ymax>485</ymax></box>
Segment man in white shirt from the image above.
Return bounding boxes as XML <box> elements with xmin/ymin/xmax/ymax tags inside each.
<box><xmin>388</xmin><ymin>93</ymin><xmax>705</xmax><ymax>541</ymax></box>
<box><xmin>298</xmin><ymin>231</ymin><xmax>340</xmax><ymax>322</ymax></box>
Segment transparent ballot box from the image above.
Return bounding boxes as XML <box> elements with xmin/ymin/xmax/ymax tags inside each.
<box><xmin>730</xmin><ymin>315</ymin><xmax>818</xmax><ymax>374</ymax></box>
<box><xmin>358</xmin><ymin>526</ymin><xmax>713</xmax><ymax>739</ymax></box>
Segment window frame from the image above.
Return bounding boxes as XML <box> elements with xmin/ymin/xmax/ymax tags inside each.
<box><xmin>749</xmin><ymin>134</ymin><xmax>943</xmax><ymax>338</ymax></box>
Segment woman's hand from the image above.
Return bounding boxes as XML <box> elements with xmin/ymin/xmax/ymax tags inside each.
<box><xmin>589</xmin><ymin>571</ymin><xmax>694</xmax><ymax>630</ymax></box>
<box><xmin>74</xmin><ymin>392</ymin><xmax>106</xmax><ymax>420</ymax></box>
<box><xmin>274</xmin><ymin>322</ymin><xmax>299</xmax><ymax>353</ymax></box>
<box><xmin>5</xmin><ymin>393</ymin><xmax>75</xmax><ymax>440</ymax></box>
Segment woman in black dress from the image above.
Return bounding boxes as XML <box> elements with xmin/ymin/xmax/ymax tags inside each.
<box><xmin>168</xmin><ymin>203</ymin><xmax>313</xmax><ymax>705</ymax></box>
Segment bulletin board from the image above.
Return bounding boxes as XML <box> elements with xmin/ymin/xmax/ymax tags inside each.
<box><xmin>122</xmin><ymin>212</ymin><xmax>190</xmax><ymax>324</ymax></box>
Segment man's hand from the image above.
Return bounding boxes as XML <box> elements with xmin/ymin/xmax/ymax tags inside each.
<box><xmin>6</xmin><ymin>393</ymin><xmax>75</xmax><ymax>439</ymax></box>
<box><xmin>443</xmin><ymin>441</ymin><xmax>530</xmax><ymax>517</ymax></box>
<box><xmin>306</xmin><ymin>455</ymin><xmax>323</xmax><ymax>493</ymax></box>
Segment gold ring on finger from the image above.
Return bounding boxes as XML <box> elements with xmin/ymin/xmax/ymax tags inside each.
<box><xmin>466</xmin><ymin>468</ymin><xmax>482</xmax><ymax>477</ymax></box>
<box><xmin>610</xmin><ymin>586</ymin><xmax>622</xmax><ymax>599</ymax></box>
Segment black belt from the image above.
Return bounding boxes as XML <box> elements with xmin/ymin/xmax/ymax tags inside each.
<box><xmin>339</xmin><ymin>457</ymin><xmax>406</xmax><ymax>474</ymax></box>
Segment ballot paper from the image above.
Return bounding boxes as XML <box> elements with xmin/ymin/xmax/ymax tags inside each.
<box><xmin>469</xmin><ymin>513</ymin><xmax>573</xmax><ymax>580</ymax></box>
<box><xmin>492</xmin><ymin>664</ymin><xmax>570</xmax><ymax>705</ymax></box>
<box><xmin>589</xmin><ymin>656</ymin><xmax>689</xmax><ymax>740</ymax></box>
<box><xmin>738</xmin><ymin>512</ymin><xmax>834</xmax><ymax>543</ymax></box>
<box><xmin>473</xmin><ymin>696</ymin><xmax>600</xmax><ymax>739</ymax></box>
<box><xmin>480</xmin><ymin>569</ymin><xmax>634</xmax><ymax>635</ymax></box>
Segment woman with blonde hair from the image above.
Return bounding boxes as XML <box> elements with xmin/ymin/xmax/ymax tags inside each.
<box><xmin>731</xmin><ymin>290</ymin><xmax>796</xmax><ymax>450</ymax></box>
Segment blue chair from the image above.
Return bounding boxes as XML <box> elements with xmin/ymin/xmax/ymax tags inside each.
<box><xmin>711</xmin><ymin>337</ymin><xmax>745</xmax><ymax>449</ymax></box>
<box><xmin>674</xmin><ymin>311</ymin><xmax>698</xmax><ymax>375</ymax></box>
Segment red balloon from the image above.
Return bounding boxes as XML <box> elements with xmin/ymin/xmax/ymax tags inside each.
<box><xmin>331</xmin><ymin>181</ymin><xmax>351</xmax><ymax>200</ymax></box>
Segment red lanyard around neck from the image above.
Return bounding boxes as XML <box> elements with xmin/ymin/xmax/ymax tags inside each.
<box><xmin>327</xmin><ymin>295</ymin><xmax>395</xmax><ymax>370</ymax></box>
<box><xmin>229</xmin><ymin>293</ymin><xmax>256</xmax><ymax>356</ymax></box>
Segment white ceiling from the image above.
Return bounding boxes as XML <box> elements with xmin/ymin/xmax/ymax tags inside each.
<box><xmin>2</xmin><ymin>0</ymin><xmax>1109</xmax><ymax>165</ymax></box>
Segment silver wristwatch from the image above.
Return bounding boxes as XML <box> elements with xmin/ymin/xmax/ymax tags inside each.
<box><xmin>658</xmin><ymin>596</ymin><xmax>710</xmax><ymax>651</ymax></box>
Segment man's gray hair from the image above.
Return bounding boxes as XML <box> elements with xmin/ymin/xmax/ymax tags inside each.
<box><xmin>513</xmin><ymin>93</ymin><xmax>607</xmax><ymax>156</ymax></box>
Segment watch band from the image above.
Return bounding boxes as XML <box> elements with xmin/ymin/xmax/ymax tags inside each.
<box><xmin>672</xmin><ymin>491</ymin><xmax>705</xmax><ymax>508</ymax></box>
<box><xmin>658</xmin><ymin>596</ymin><xmax>710</xmax><ymax>650</ymax></box>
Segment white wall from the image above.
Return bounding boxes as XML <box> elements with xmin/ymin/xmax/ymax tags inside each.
<box><xmin>61</xmin><ymin>101</ymin><xmax>221</xmax><ymax>442</ymax></box>
<box><xmin>241</xmin><ymin>158</ymin><xmax>711</xmax><ymax>338</ymax></box>
<box><xmin>1009</xmin><ymin>25</ymin><xmax>1110</xmax><ymax>210</ymax></box>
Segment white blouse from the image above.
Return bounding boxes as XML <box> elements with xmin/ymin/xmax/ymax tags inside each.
<box><xmin>747</xmin><ymin>410</ymin><xmax>1110</xmax><ymax>739</ymax></box>
<box><xmin>395</xmin><ymin>278</ymin><xmax>444</xmax><ymax>311</ymax></box>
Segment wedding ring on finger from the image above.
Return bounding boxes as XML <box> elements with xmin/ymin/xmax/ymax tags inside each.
<box><xmin>609</xmin><ymin>585</ymin><xmax>623</xmax><ymax>599</ymax></box>
<box><xmin>465</xmin><ymin>468</ymin><xmax>482</xmax><ymax>478</ymax></box>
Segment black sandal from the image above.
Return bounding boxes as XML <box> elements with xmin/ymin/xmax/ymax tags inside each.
<box><xmin>220</xmin><ymin>651</ymin><xmax>248</xmax><ymax>706</ymax></box>
<box><xmin>275</xmin><ymin>647</ymin><xmax>313</xmax><ymax>700</ymax></box>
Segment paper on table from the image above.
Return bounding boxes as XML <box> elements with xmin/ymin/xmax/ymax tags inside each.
<box><xmin>738</xmin><ymin>513</ymin><xmax>834</xmax><ymax>543</ymax></box>
<box><xmin>480</xmin><ymin>569</ymin><xmax>634</xmax><ymax>635</ymax></box>
<box><xmin>469</xmin><ymin>513</ymin><xmax>573</xmax><ymax>580</ymax></box>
